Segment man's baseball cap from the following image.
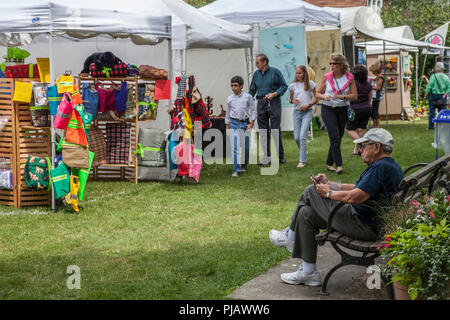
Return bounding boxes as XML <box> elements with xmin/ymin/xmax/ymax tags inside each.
<box><xmin>353</xmin><ymin>128</ymin><xmax>394</xmax><ymax>148</ymax></box>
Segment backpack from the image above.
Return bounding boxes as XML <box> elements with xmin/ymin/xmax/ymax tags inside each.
<box><xmin>25</xmin><ymin>155</ymin><xmax>51</xmax><ymax>190</ymax></box>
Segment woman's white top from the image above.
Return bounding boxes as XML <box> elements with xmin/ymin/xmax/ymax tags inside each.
<box><xmin>288</xmin><ymin>80</ymin><xmax>316</xmax><ymax>110</ymax></box>
<box><xmin>323</xmin><ymin>74</ymin><xmax>350</xmax><ymax>107</ymax></box>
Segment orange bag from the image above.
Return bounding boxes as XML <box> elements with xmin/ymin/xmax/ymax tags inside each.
<box><xmin>65</xmin><ymin>109</ymin><xmax>88</xmax><ymax>146</ymax></box>
<box><xmin>71</xmin><ymin>83</ymin><xmax>82</xmax><ymax>105</ymax></box>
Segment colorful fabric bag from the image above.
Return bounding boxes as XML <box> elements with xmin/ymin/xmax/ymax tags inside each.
<box><xmin>188</xmin><ymin>147</ymin><xmax>203</xmax><ymax>183</ymax></box>
<box><xmin>5</xmin><ymin>64</ymin><xmax>39</xmax><ymax>78</ymax></box>
<box><xmin>47</xmin><ymin>84</ymin><xmax>62</xmax><ymax>116</ymax></box>
<box><xmin>114</xmin><ymin>82</ymin><xmax>127</xmax><ymax>112</ymax></box>
<box><xmin>135</xmin><ymin>128</ymin><xmax>166</xmax><ymax>167</ymax></box>
<box><xmin>65</xmin><ymin>109</ymin><xmax>88</xmax><ymax>146</ymax></box>
<box><xmin>72</xmin><ymin>83</ymin><xmax>82</xmax><ymax>105</ymax></box>
<box><xmin>106</xmin><ymin>122</ymin><xmax>131</xmax><ymax>164</ymax></box>
<box><xmin>122</xmin><ymin>87</ymin><xmax>136</xmax><ymax>119</ymax></box>
<box><xmin>30</xmin><ymin>105</ymin><xmax>50</xmax><ymax>127</ymax></box>
<box><xmin>96</xmin><ymin>83</ymin><xmax>115</xmax><ymax>112</ymax></box>
<box><xmin>168</xmin><ymin>132</ymin><xmax>179</xmax><ymax>170</ymax></box>
<box><xmin>81</xmin><ymin>83</ymin><xmax>98</xmax><ymax>119</ymax></box>
<box><xmin>24</xmin><ymin>155</ymin><xmax>51</xmax><ymax>190</ymax></box>
<box><xmin>56</xmin><ymin>75</ymin><xmax>74</xmax><ymax>94</ymax></box>
<box><xmin>72</xmin><ymin>151</ymin><xmax>94</xmax><ymax>201</ymax></box>
<box><xmin>74</xmin><ymin>104</ymin><xmax>93</xmax><ymax>139</ymax></box>
<box><xmin>13</xmin><ymin>80</ymin><xmax>33</xmax><ymax>103</ymax></box>
<box><xmin>88</xmin><ymin>125</ymin><xmax>107</xmax><ymax>167</ymax></box>
<box><xmin>54</xmin><ymin>92</ymin><xmax>74</xmax><ymax>129</ymax></box>
<box><xmin>32</xmin><ymin>82</ymin><xmax>48</xmax><ymax>106</ymax></box>
<box><xmin>50</xmin><ymin>162</ymin><xmax>70</xmax><ymax>199</ymax></box>
<box><xmin>110</xmin><ymin>63</ymin><xmax>129</xmax><ymax>77</ymax></box>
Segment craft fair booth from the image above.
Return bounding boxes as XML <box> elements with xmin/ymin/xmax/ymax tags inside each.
<box><xmin>0</xmin><ymin>0</ymin><xmax>173</xmax><ymax>210</ymax></box>
<box><xmin>199</xmin><ymin>0</ymin><xmax>341</xmax><ymax>131</ymax></box>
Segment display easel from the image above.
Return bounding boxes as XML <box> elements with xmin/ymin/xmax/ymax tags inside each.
<box><xmin>77</xmin><ymin>74</ymin><xmax>156</xmax><ymax>184</ymax></box>
<box><xmin>0</xmin><ymin>78</ymin><xmax>51</xmax><ymax>207</ymax></box>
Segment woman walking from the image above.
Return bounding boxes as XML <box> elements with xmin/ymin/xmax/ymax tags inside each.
<box><xmin>345</xmin><ymin>64</ymin><xmax>372</xmax><ymax>155</ymax></box>
<box><xmin>289</xmin><ymin>65</ymin><xmax>318</xmax><ymax>168</ymax></box>
<box><xmin>315</xmin><ymin>53</ymin><xmax>357</xmax><ymax>174</ymax></box>
<box><xmin>424</xmin><ymin>62</ymin><xmax>450</xmax><ymax>130</ymax></box>
<box><xmin>369</xmin><ymin>63</ymin><xmax>384</xmax><ymax>128</ymax></box>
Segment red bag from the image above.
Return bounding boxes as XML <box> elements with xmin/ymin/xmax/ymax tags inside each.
<box><xmin>5</xmin><ymin>64</ymin><xmax>40</xmax><ymax>78</ymax></box>
<box><xmin>89</xmin><ymin>62</ymin><xmax>128</xmax><ymax>78</ymax></box>
<box><xmin>139</xmin><ymin>65</ymin><xmax>168</xmax><ymax>80</ymax></box>
<box><xmin>110</xmin><ymin>63</ymin><xmax>128</xmax><ymax>77</ymax></box>
<box><xmin>54</xmin><ymin>92</ymin><xmax>74</xmax><ymax>129</ymax></box>
<box><xmin>71</xmin><ymin>83</ymin><xmax>82</xmax><ymax>105</ymax></box>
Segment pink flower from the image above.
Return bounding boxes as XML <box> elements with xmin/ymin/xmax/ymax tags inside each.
<box><xmin>384</xmin><ymin>243</ymin><xmax>391</xmax><ymax>248</ymax></box>
<box><xmin>418</xmin><ymin>209</ymin><xmax>425</xmax><ymax>215</ymax></box>
<box><xmin>385</xmin><ymin>236</ymin><xmax>392</xmax><ymax>241</ymax></box>
<box><xmin>424</xmin><ymin>195</ymin><xmax>429</xmax><ymax>202</ymax></box>
<box><xmin>430</xmin><ymin>210</ymin><xmax>436</xmax><ymax>218</ymax></box>
<box><xmin>377</xmin><ymin>244</ymin><xmax>383</xmax><ymax>250</ymax></box>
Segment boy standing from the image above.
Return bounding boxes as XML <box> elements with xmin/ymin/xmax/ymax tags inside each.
<box><xmin>226</xmin><ymin>76</ymin><xmax>256</xmax><ymax>177</ymax></box>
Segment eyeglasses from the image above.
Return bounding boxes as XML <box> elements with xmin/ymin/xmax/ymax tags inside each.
<box><xmin>231</xmin><ymin>84</ymin><xmax>240</xmax><ymax>87</ymax></box>
<box><xmin>359</xmin><ymin>142</ymin><xmax>377</xmax><ymax>150</ymax></box>
<box><xmin>329</xmin><ymin>62</ymin><xmax>340</xmax><ymax>65</ymax></box>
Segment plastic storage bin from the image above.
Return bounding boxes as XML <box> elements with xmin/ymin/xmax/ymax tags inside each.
<box><xmin>433</xmin><ymin>109</ymin><xmax>450</xmax><ymax>159</ymax></box>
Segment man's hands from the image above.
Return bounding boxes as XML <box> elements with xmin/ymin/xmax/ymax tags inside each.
<box><xmin>246</xmin><ymin>122</ymin><xmax>254</xmax><ymax>131</ymax></box>
<box><xmin>265</xmin><ymin>92</ymin><xmax>278</xmax><ymax>100</ymax></box>
<box><xmin>311</xmin><ymin>174</ymin><xmax>330</xmax><ymax>199</ymax></box>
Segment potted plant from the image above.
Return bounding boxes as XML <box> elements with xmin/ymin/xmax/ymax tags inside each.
<box><xmin>378</xmin><ymin>190</ymin><xmax>450</xmax><ymax>300</ymax></box>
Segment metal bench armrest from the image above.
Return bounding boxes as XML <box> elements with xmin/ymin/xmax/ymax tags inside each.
<box><xmin>403</xmin><ymin>163</ymin><xmax>428</xmax><ymax>176</ymax></box>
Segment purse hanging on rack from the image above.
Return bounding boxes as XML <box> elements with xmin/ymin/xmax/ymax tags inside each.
<box><xmin>47</xmin><ymin>84</ymin><xmax>62</xmax><ymax>116</ymax></box>
<box><xmin>54</xmin><ymin>92</ymin><xmax>74</xmax><ymax>130</ymax></box>
<box><xmin>65</xmin><ymin>109</ymin><xmax>88</xmax><ymax>146</ymax></box>
<box><xmin>56</xmin><ymin>72</ymin><xmax>74</xmax><ymax>94</ymax></box>
<box><xmin>50</xmin><ymin>162</ymin><xmax>70</xmax><ymax>199</ymax></box>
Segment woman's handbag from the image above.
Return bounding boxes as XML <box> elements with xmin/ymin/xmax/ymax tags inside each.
<box><xmin>30</xmin><ymin>105</ymin><xmax>50</xmax><ymax>127</ymax></box>
<box><xmin>25</xmin><ymin>155</ymin><xmax>51</xmax><ymax>190</ymax></box>
<box><xmin>88</xmin><ymin>125</ymin><xmax>107</xmax><ymax>167</ymax></box>
<box><xmin>50</xmin><ymin>162</ymin><xmax>70</xmax><ymax>199</ymax></box>
<box><xmin>54</xmin><ymin>92</ymin><xmax>74</xmax><ymax>129</ymax></box>
<box><xmin>47</xmin><ymin>84</ymin><xmax>62</xmax><ymax>116</ymax></box>
<box><xmin>72</xmin><ymin>151</ymin><xmax>95</xmax><ymax>201</ymax></box>
<box><xmin>65</xmin><ymin>109</ymin><xmax>88</xmax><ymax>146</ymax></box>
<box><xmin>56</xmin><ymin>74</ymin><xmax>74</xmax><ymax>94</ymax></box>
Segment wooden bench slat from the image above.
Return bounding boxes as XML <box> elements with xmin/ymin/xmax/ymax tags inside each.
<box><xmin>315</xmin><ymin>231</ymin><xmax>328</xmax><ymax>241</ymax></box>
<box><xmin>347</xmin><ymin>240</ymin><xmax>377</xmax><ymax>252</ymax></box>
<box><xmin>337</xmin><ymin>235</ymin><xmax>353</xmax><ymax>246</ymax></box>
<box><xmin>328</xmin><ymin>231</ymin><xmax>343</xmax><ymax>242</ymax></box>
<box><xmin>369</xmin><ymin>241</ymin><xmax>382</xmax><ymax>252</ymax></box>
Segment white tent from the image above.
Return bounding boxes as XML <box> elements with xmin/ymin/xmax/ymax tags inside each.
<box><xmin>355</xmin><ymin>26</ymin><xmax>418</xmax><ymax>55</ymax></box>
<box><xmin>200</xmin><ymin>0</ymin><xmax>340</xmax><ymax>26</ymax></box>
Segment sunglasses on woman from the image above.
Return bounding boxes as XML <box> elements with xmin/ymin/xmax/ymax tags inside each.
<box><xmin>329</xmin><ymin>62</ymin><xmax>340</xmax><ymax>65</ymax></box>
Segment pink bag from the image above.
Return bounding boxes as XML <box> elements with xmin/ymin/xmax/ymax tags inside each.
<box><xmin>54</xmin><ymin>92</ymin><xmax>74</xmax><ymax>130</ymax></box>
<box><xmin>188</xmin><ymin>147</ymin><xmax>203</xmax><ymax>183</ymax></box>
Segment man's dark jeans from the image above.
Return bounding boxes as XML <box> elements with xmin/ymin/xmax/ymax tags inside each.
<box><xmin>257</xmin><ymin>96</ymin><xmax>284</xmax><ymax>161</ymax></box>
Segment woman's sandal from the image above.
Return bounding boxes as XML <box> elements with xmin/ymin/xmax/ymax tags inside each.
<box><xmin>327</xmin><ymin>166</ymin><xmax>336</xmax><ymax>172</ymax></box>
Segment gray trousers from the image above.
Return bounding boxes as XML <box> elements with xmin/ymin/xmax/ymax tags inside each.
<box><xmin>289</xmin><ymin>185</ymin><xmax>378</xmax><ymax>263</ymax></box>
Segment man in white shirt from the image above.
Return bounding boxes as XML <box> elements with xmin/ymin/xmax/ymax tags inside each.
<box><xmin>226</xmin><ymin>76</ymin><xmax>256</xmax><ymax>177</ymax></box>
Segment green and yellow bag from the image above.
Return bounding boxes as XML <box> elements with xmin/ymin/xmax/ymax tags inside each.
<box><xmin>24</xmin><ymin>155</ymin><xmax>51</xmax><ymax>190</ymax></box>
<box><xmin>50</xmin><ymin>162</ymin><xmax>70</xmax><ymax>199</ymax></box>
<box><xmin>72</xmin><ymin>151</ymin><xmax>95</xmax><ymax>201</ymax></box>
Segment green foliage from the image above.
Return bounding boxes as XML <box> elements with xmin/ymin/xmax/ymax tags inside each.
<box><xmin>381</xmin><ymin>0</ymin><xmax>450</xmax><ymax>101</ymax></box>
<box><xmin>379</xmin><ymin>190</ymin><xmax>450</xmax><ymax>300</ymax></box>
<box><xmin>183</xmin><ymin>0</ymin><xmax>215</xmax><ymax>8</ymax></box>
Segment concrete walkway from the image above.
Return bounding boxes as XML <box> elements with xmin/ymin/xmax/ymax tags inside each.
<box><xmin>228</xmin><ymin>243</ymin><xmax>387</xmax><ymax>300</ymax></box>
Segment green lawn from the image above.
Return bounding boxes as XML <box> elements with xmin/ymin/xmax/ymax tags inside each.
<box><xmin>0</xmin><ymin>119</ymin><xmax>444</xmax><ymax>299</ymax></box>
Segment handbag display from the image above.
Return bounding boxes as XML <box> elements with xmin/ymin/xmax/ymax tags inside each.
<box><xmin>54</xmin><ymin>92</ymin><xmax>74</xmax><ymax>129</ymax></box>
<box><xmin>62</xmin><ymin>145</ymin><xmax>90</xmax><ymax>168</ymax></box>
<box><xmin>24</xmin><ymin>155</ymin><xmax>51</xmax><ymax>190</ymax></box>
<box><xmin>139</xmin><ymin>65</ymin><xmax>168</xmax><ymax>80</ymax></box>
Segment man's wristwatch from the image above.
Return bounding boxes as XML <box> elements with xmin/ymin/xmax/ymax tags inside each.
<box><xmin>326</xmin><ymin>190</ymin><xmax>332</xmax><ymax>199</ymax></box>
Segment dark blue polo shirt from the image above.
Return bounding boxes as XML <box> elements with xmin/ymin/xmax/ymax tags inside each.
<box><xmin>353</xmin><ymin>157</ymin><xmax>404</xmax><ymax>234</ymax></box>
<box><xmin>249</xmin><ymin>66</ymin><xmax>288</xmax><ymax>98</ymax></box>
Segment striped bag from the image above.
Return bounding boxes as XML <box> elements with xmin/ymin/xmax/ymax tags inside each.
<box><xmin>65</xmin><ymin>109</ymin><xmax>88</xmax><ymax>146</ymax></box>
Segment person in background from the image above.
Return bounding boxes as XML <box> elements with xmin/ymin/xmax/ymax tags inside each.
<box><xmin>346</xmin><ymin>64</ymin><xmax>373</xmax><ymax>155</ymax></box>
<box><xmin>269</xmin><ymin>128</ymin><xmax>403</xmax><ymax>287</ymax></box>
<box><xmin>249</xmin><ymin>53</ymin><xmax>288</xmax><ymax>165</ymax></box>
<box><xmin>369</xmin><ymin>63</ymin><xmax>385</xmax><ymax>128</ymax></box>
<box><xmin>289</xmin><ymin>65</ymin><xmax>318</xmax><ymax>168</ymax></box>
<box><xmin>307</xmin><ymin>56</ymin><xmax>316</xmax><ymax>82</ymax></box>
<box><xmin>315</xmin><ymin>53</ymin><xmax>357</xmax><ymax>175</ymax></box>
<box><xmin>226</xmin><ymin>76</ymin><xmax>256</xmax><ymax>177</ymax></box>
<box><xmin>424</xmin><ymin>62</ymin><xmax>450</xmax><ymax>130</ymax></box>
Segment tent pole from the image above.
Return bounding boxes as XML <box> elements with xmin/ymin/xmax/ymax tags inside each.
<box><xmin>383</xmin><ymin>40</ymin><xmax>388</xmax><ymax>126</ymax></box>
<box><xmin>418</xmin><ymin>47</ymin><xmax>428</xmax><ymax>94</ymax></box>
<box><xmin>400</xmin><ymin>51</ymin><xmax>404</xmax><ymax>121</ymax></box>
<box><xmin>49</xmin><ymin>33</ymin><xmax>55</xmax><ymax>213</ymax></box>
<box><xmin>414</xmin><ymin>51</ymin><xmax>419</xmax><ymax>129</ymax></box>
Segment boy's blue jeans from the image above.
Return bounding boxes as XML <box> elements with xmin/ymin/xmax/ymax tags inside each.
<box><xmin>230</xmin><ymin>119</ymin><xmax>250</xmax><ymax>173</ymax></box>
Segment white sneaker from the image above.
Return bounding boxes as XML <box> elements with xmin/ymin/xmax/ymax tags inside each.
<box><xmin>232</xmin><ymin>172</ymin><xmax>239</xmax><ymax>177</ymax></box>
<box><xmin>297</xmin><ymin>162</ymin><xmax>305</xmax><ymax>168</ymax></box>
<box><xmin>269</xmin><ymin>227</ymin><xmax>294</xmax><ymax>253</ymax></box>
<box><xmin>281</xmin><ymin>269</ymin><xmax>321</xmax><ymax>286</ymax></box>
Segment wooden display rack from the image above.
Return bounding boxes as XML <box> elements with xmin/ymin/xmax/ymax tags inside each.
<box><xmin>77</xmin><ymin>75</ymin><xmax>155</xmax><ymax>184</ymax></box>
<box><xmin>0</xmin><ymin>78</ymin><xmax>51</xmax><ymax>208</ymax></box>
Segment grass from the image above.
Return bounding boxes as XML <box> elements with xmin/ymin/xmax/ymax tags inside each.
<box><xmin>0</xmin><ymin>119</ymin><xmax>444</xmax><ymax>299</ymax></box>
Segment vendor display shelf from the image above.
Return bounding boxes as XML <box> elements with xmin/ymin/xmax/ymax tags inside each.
<box><xmin>0</xmin><ymin>78</ymin><xmax>51</xmax><ymax>207</ymax></box>
<box><xmin>77</xmin><ymin>75</ymin><xmax>155</xmax><ymax>184</ymax></box>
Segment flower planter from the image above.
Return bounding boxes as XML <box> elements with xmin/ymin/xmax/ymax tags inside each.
<box><xmin>393</xmin><ymin>281</ymin><xmax>425</xmax><ymax>300</ymax></box>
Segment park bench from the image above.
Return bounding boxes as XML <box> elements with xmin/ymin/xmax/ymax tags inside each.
<box><xmin>315</xmin><ymin>153</ymin><xmax>450</xmax><ymax>298</ymax></box>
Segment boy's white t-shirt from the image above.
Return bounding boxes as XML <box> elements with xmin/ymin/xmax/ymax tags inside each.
<box><xmin>288</xmin><ymin>80</ymin><xmax>316</xmax><ymax>109</ymax></box>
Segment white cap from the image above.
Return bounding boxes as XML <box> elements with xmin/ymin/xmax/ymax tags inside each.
<box><xmin>353</xmin><ymin>128</ymin><xmax>394</xmax><ymax>149</ymax></box>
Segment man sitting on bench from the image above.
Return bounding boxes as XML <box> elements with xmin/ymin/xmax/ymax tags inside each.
<box><xmin>269</xmin><ymin>128</ymin><xmax>404</xmax><ymax>286</ymax></box>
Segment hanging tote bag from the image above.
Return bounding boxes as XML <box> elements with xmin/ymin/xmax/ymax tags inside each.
<box><xmin>72</xmin><ymin>151</ymin><xmax>95</xmax><ymax>201</ymax></box>
<box><xmin>13</xmin><ymin>80</ymin><xmax>33</xmax><ymax>103</ymax></box>
<box><xmin>65</xmin><ymin>109</ymin><xmax>88</xmax><ymax>146</ymax></box>
<box><xmin>81</xmin><ymin>83</ymin><xmax>98</xmax><ymax>119</ymax></box>
<box><xmin>30</xmin><ymin>105</ymin><xmax>50</xmax><ymax>127</ymax></box>
<box><xmin>54</xmin><ymin>92</ymin><xmax>74</xmax><ymax>129</ymax></box>
<box><xmin>62</xmin><ymin>145</ymin><xmax>90</xmax><ymax>168</ymax></box>
<box><xmin>50</xmin><ymin>162</ymin><xmax>70</xmax><ymax>199</ymax></box>
<box><xmin>71</xmin><ymin>83</ymin><xmax>83</xmax><ymax>105</ymax></box>
<box><xmin>56</xmin><ymin>74</ymin><xmax>74</xmax><ymax>94</ymax></box>
<box><xmin>74</xmin><ymin>104</ymin><xmax>93</xmax><ymax>139</ymax></box>
<box><xmin>24</xmin><ymin>155</ymin><xmax>51</xmax><ymax>190</ymax></box>
<box><xmin>88</xmin><ymin>125</ymin><xmax>107</xmax><ymax>167</ymax></box>
<box><xmin>47</xmin><ymin>84</ymin><xmax>62</xmax><ymax>116</ymax></box>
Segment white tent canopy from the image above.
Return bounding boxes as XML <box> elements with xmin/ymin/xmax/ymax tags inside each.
<box><xmin>200</xmin><ymin>0</ymin><xmax>340</xmax><ymax>27</ymax></box>
<box><xmin>63</xmin><ymin>0</ymin><xmax>252</xmax><ymax>50</ymax></box>
<box><xmin>355</xmin><ymin>26</ymin><xmax>418</xmax><ymax>55</ymax></box>
<box><xmin>0</xmin><ymin>0</ymin><xmax>171</xmax><ymax>46</ymax></box>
